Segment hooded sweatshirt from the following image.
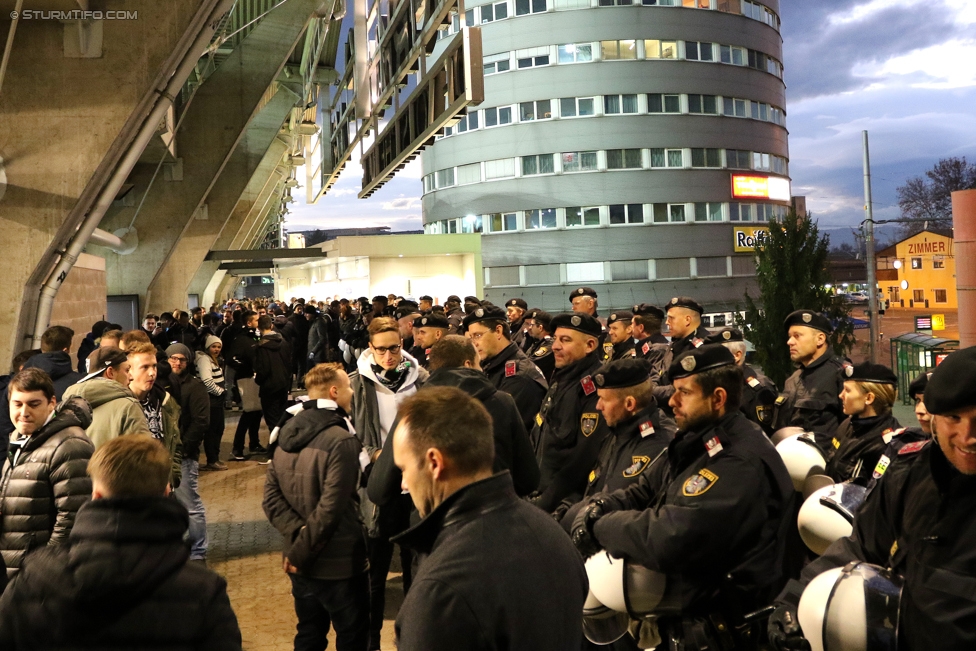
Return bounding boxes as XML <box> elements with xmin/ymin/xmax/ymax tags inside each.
<box><xmin>61</xmin><ymin>378</ymin><xmax>149</xmax><ymax>448</ymax></box>
<box><xmin>0</xmin><ymin>497</ymin><xmax>242</xmax><ymax>649</ymax></box>
<box><xmin>22</xmin><ymin>351</ymin><xmax>83</xmax><ymax>402</ymax></box>
<box><xmin>253</xmin><ymin>331</ymin><xmax>292</xmax><ymax>397</ymax></box>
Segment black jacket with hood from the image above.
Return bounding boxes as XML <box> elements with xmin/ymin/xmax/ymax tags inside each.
<box><xmin>253</xmin><ymin>332</ymin><xmax>293</xmax><ymax>397</ymax></box>
<box><xmin>22</xmin><ymin>352</ymin><xmax>83</xmax><ymax>402</ymax></box>
<box><xmin>0</xmin><ymin>496</ymin><xmax>242</xmax><ymax>650</ymax></box>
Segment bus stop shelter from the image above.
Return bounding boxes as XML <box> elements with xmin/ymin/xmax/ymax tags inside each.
<box><xmin>890</xmin><ymin>333</ymin><xmax>959</xmax><ymax>405</ymax></box>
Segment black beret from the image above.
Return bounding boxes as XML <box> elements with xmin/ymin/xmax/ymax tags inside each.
<box><xmin>665</xmin><ymin>296</ymin><xmax>704</xmax><ymax>315</ymax></box>
<box><xmin>550</xmin><ymin>312</ymin><xmax>602</xmax><ymax>338</ymax></box>
<box><xmin>505</xmin><ymin>298</ymin><xmax>528</xmax><ymax>310</ymax></box>
<box><xmin>394</xmin><ymin>304</ymin><xmax>421</xmax><ymax>321</ymax></box>
<box><xmin>594</xmin><ymin>358</ymin><xmax>653</xmax><ymax>389</ymax></box>
<box><xmin>372</xmin><ymin>295</ymin><xmax>388</xmax><ymax>303</ymax></box>
<box><xmin>357</xmin><ymin>296</ymin><xmax>370</xmax><ymax>305</ymax></box>
<box><xmin>419</xmin><ymin>295</ymin><xmax>433</xmax><ymax>302</ymax></box>
<box><xmin>527</xmin><ymin>309</ymin><xmax>552</xmax><ymax>328</ymax></box>
<box><xmin>841</xmin><ymin>362</ymin><xmax>897</xmax><ymax>385</ymax></box>
<box><xmin>464</xmin><ymin>296</ymin><xmax>481</xmax><ymax>304</ymax></box>
<box><xmin>908</xmin><ymin>371</ymin><xmax>931</xmax><ymax>399</ymax></box>
<box><xmin>446</xmin><ymin>295</ymin><xmax>461</xmax><ymax>304</ymax></box>
<box><xmin>924</xmin><ymin>346</ymin><xmax>976</xmax><ymax>415</ymax></box>
<box><xmin>784</xmin><ymin>309</ymin><xmax>833</xmax><ymax>335</ymax></box>
<box><xmin>413</xmin><ymin>313</ymin><xmax>449</xmax><ymax>329</ymax></box>
<box><xmin>606</xmin><ymin>311</ymin><xmax>634</xmax><ymax>325</ymax></box>
<box><xmin>669</xmin><ymin>344</ymin><xmax>736</xmax><ymax>380</ymax></box>
<box><xmin>569</xmin><ymin>287</ymin><xmax>598</xmax><ymax>301</ymax></box>
<box><xmin>462</xmin><ymin>304</ymin><xmax>508</xmax><ymax>329</ymax></box>
<box><xmin>704</xmin><ymin>327</ymin><xmax>744</xmax><ymax>344</ymax></box>
<box><xmin>632</xmin><ymin>303</ymin><xmax>665</xmax><ymax>320</ymax></box>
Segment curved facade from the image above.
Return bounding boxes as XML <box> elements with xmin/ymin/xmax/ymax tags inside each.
<box><xmin>420</xmin><ymin>0</ymin><xmax>788</xmax><ymax>317</ymax></box>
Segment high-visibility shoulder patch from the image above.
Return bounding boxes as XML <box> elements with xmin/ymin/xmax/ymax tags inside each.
<box><xmin>872</xmin><ymin>455</ymin><xmax>891</xmax><ymax>480</ymax></box>
<box><xmin>682</xmin><ymin>468</ymin><xmax>719</xmax><ymax>496</ymax></box>
<box><xmin>775</xmin><ymin>395</ymin><xmax>787</xmax><ymax>405</ymax></box>
<box><xmin>832</xmin><ymin>438</ymin><xmax>841</xmax><ymax>449</ymax></box>
<box><xmin>535</xmin><ymin>412</ymin><xmax>543</xmax><ymax>427</ymax></box>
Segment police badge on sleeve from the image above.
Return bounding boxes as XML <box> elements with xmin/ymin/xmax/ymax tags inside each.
<box><xmin>581</xmin><ymin>413</ymin><xmax>600</xmax><ymax>437</ymax></box>
<box><xmin>682</xmin><ymin>468</ymin><xmax>719</xmax><ymax>496</ymax></box>
<box><xmin>623</xmin><ymin>455</ymin><xmax>652</xmax><ymax>478</ymax></box>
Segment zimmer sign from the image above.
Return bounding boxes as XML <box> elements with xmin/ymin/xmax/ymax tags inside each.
<box><xmin>733</xmin><ymin>226</ymin><xmax>770</xmax><ymax>252</ymax></box>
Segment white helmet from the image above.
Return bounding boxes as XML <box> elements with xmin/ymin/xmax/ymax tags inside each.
<box><xmin>798</xmin><ymin>482</ymin><xmax>868</xmax><ymax>555</ymax></box>
<box><xmin>798</xmin><ymin>563</ymin><xmax>902</xmax><ymax>651</ymax></box>
<box><xmin>775</xmin><ymin>432</ymin><xmax>827</xmax><ymax>491</ymax></box>
<box><xmin>585</xmin><ymin>551</ymin><xmax>669</xmax><ymax>616</ymax></box>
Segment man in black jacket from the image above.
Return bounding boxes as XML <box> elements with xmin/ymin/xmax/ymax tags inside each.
<box><xmin>390</xmin><ymin>386</ymin><xmax>587</xmax><ymax>651</ymax></box>
<box><xmin>653</xmin><ymin>296</ymin><xmax>711</xmax><ymax>408</ymax></box>
<box><xmin>263</xmin><ymin>365</ymin><xmax>369</xmax><ymax>651</ymax></box>
<box><xmin>0</xmin><ymin>434</ymin><xmax>243</xmax><ymax>649</ymax></box>
<box><xmin>21</xmin><ymin>325</ymin><xmax>83</xmax><ymax>401</ymax></box>
<box><xmin>254</xmin><ymin>315</ymin><xmax>293</xmax><ymax>438</ymax></box>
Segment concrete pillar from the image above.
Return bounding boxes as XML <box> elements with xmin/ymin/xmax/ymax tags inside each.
<box><xmin>952</xmin><ymin>189</ymin><xmax>976</xmax><ymax>348</ymax></box>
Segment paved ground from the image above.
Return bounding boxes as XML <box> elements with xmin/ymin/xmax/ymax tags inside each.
<box><xmin>199</xmin><ymin>413</ymin><xmax>402</xmax><ymax>651</ymax></box>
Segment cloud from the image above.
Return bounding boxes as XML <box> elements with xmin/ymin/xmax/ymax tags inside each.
<box><xmin>382</xmin><ymin>196</ymin><xmax>422</xmax><ymax>210</ymax></box>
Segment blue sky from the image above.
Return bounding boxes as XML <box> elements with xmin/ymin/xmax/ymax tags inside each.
<box><xmin>286</xmin><ymin>0</ymin><xmax>976</xmax><ymax>246</ymax></box>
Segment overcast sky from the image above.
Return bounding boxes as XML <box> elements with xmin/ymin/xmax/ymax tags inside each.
<box><xmin>286</xmin><ymin>0</ymin><xmax>976</xmax><ymax>246</ymax></box>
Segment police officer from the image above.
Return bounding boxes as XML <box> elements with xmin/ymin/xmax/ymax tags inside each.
<box><xmin>411</xmin><ymin>313</ymin><xmax>450</xmax><ymax>368</ymax></box>
<box><xmin>556</xmin><ymin>358</ymin><xmax>677</xmax><ymax>529</ymax></box>
<box><xmin>418</xmin><ymin>295</ymin><xmax>434</xmax><ymax>314</ymax></box>
<box><xmin>604</xmin><ymin>312</ymin><xmax>636</xmax><ymax>361</ymax></box>
<box><xmin>524</xmin><ymin>309</ymin><xmax>555</xmax><ymax>382</ymax></box>
<box><xmin>632</xmin><ymin>304</ymin><xmax>668</xmax><ymax>352</ymax></box>
<box><xmin>505</xmin><ymin>298</ymin><xmax>529</xmax><ymax>350</ymax></box>
<box><xmin>531</xmin><ymin>312</ymin><xmax>611</xmax><ymax>513</ymax></box>
<box><xmin>652</xmin><ymin>296</ymin><xmax>711</xmax><ymax>407</ymax></box>
<box><xmin>569</xmin><ymin>287</ymin><xmax>609</xmax><ymax>359</ymax></box>
<box><xmin>444</xmin><ymin>295</ymin><xmax>465</xmax><ymax>334</ymax></box>
<box><xmin>394</xmin><ymin>302</ymin><xmax>422</xmax><ymax>358</ymax></box>
<box><xmin>769</xmin><ymin>345</ymin><xmax>976</xmax><ymax>651</ymax></box>
<box><xmin>572</xmin><ymin>345</ymin><xmax>795</xmax><ymax>648</ymax></box>
<box><xmin>463</xmin><ymin>304</ymin><xmax>548</xmax><ymax>434</ymax></box>
<box><xmin>773</xmin><ymin>310</ymin><xmax>847</xmax><ymax>445</ymax></box>
<box><xmin>908</xmin><ymin>370</ymin><xmax>933</xmax><ymax>435</ymax></box>
<box><xmin>705</xmin><ymin>327</ymin><xmax>778</xmax><ymax>435</ymax></box>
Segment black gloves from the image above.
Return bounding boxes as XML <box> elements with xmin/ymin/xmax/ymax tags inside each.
<box><xmin>571</xmin><ymin>499</ymin><xmax>606</xmax><ymax>559</ymax></box>
<box><xmin>767</xmin><ymin>604</ymin><xmax>810</xmax><ymax>651</ymax></box>
<box><xmin>551</xmin><ymin>500</ymin><xmax>572</xmax><ymax>523</ymax></box>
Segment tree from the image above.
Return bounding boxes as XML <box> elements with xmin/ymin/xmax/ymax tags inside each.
<box><xmin>896</xmin><ymin>157</ymin><xmax>976</xmax><ymax>238</ymax></box>
<box><xmin>737</xmin><ymin>210</ymin><xmax>856</xmax><ymax>387</ymax></box>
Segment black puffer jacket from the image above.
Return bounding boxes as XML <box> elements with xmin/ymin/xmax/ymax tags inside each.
<box><xmin>0</xmin><ymin>397</ymin><xmax>95</xmax><ymax>578</ymax></box>
<box><xmin>0</xmin><ymin>497</ymin><xmax>242</xmax><ymax>649</ymax></box>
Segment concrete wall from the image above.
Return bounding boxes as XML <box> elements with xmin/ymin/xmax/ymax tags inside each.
<box><xmin>48</xmin><ymin>253</ymin><xmax>107</xmax><ymax>361</ymax></box>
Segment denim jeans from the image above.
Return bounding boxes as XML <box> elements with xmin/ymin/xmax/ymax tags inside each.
<box><xmin>289</xmin><ymin>572</ymin><xmax>370</xmax><ymax>651</ymax></box>
<box><xmin>174</xmin><ymin>458</ymin><xmax>208</xmax><ymax>560</ymax></box>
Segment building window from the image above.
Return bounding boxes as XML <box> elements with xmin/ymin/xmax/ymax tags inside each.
<box><xmin>691</xmin><ymin>148</ymin><xmax>722</xmax><ymax>168</ymax></box>
<box><xmin>723</xmin><ymin>97</ymin><xmax>748</xmax><ymax>117</ymax></box>
<box><xmin>423</xmin><ymin>174</ymin><xmax>434</xmax><ymax>193</ymax></box>
<box><xmin>557</xmin><ymin>43</ymin><xmax>593</xmax><ymax>63</ymax></box>
<box><xmin>526</xmin><ymin>208</ymin><xmax>557</xmax><ymax>229</ymax></box>
<box><xmin>521</xmin><ymin>154</ymin><xmax>554</xmax><ymax>176</ymax></box>
<box><xmin>519</xmin><ymin>100</ymin><xmax>553</xmax><ymax>121</ymax></box>
<box><xmin>484</xmin><ymin>54</ymin><xmax>512</xmax><ymax>75</ymax></box>
<box><xmin>457</xmin><ymin>163</ymin><xmax>481</xmax><ymax>185</ymax></box>
<box><xmin>933</xmin><ymin>257</ymin><xmax>945</xmax><ymax>269</ymax></box>
<box><xmin>644</xmin><ymin>40</ymin><xmax>677</xmax><ymax>58</ymax></box>
<box><xmin>694</xmin><ymin>203</ymin><xmax>724</xmax><ymax>222</ymax></box>
<box><xmin>455</xmin><ymin>111</ymin><xmax>479</xmax><ymax>133</ymax></box>
<box><xmin>484</xmin><ymin>106</ymin><xmax>513</xmax><ymax>127</ymax></box>
<box><xmin>601</xmin><ymin>39</ymin><xmax>637</xmax><ymax>60</ymax></box>
<box><xmin>566</xmin><ymin>206</ymin><xmax>601</xmax><ymax>227</ymax></box>
<box><xmin>490</xmin><ymin>212</ymin><xmax>519</xmax><ymax>232</ymax></box>
<box><xmin>648</xmin><ymin>93</ymin><xmax>680</xmax><ymax>113</ymax></box>
<box><xmin>461</xmin><ymin>215</ymin><xmax>483</xmax><ymax>233</ymax></box>
<box><xmin>525</xmin><ymin>263</ymin><xmax>560</xmax><ymax>284</ymax></box>
<box><xmin>656</xmin><ymin>258</ymin><xmax>691</xmax><ymax>279</ymax></box>
<box><xmin>480</xmin><ymin>1</ymin><xmax>509</xmax><ymax>22</ymax></box>
<box><xmin>911</xmin><ymin>257</ymin><xmax>922</xmax><ymax>269</ymax></box>
<box><xmin>642</xmin><ymin>0</ymin><xmax>680</xmax><ymax>5</ymax></box>
<box><xmin>719</xmin><ymin>44</ymin><xmax>746</xmax><ymax>66</ymax></box>
<box><xmin>731</xmin><ymin>255</ymin><xmax>755</xmax><ymax>276</ymax></box>
<box><xmin>913</xmin><ymin>289</ymin><xmax>925</xmax><ymax>303</ymax></box>
<box><xmin>685</xmin><ymin>41</ymin><xmax>713</xmax><ymax>61</ymax></box>
<box><xmin>559</xmin><ymin>96</ymin><xmax>596</xmax><ymax>117</ymax></box>
<box><xmin>515</xmin><ymin>0</ymin><xmax>547</xmax><ymax>15</ymax></box>
<box><xmin>485</xmin><ymin>157</ymin><xmax>516</xmax><ymax>179</ymax></box>
<box><xmin>488</xmin><ymin>266</ymin><xmax>520</xmax><ymax>286</ymax></box>
<box><xmin>696</xmin><ymin>257</ymin><xmax>728</xmax><ymax>277</ymax></box>
<box><xmin>717</xmin><ymin>0</ymin><xmax>741</xmax><ymax>13</ymax></box>
<box><xmin>517</xmin><ymin>52</ymin><xmax>550</xmax><ymax>68</ymax></box>
<box><xmin>607</xmin><ymin>149</ymin><xmax>642</xmax><ymax>169</ymax></box>
<box><xmin>649</xmin><ymin>148</ymin><xmax>683</xmax><ymax>168</ymax></box>
<box><xmin>561</xmin><ymin>151</ymin><xmax>598</xmax><ymax>172</ymax></box>
<box><xmin>611</xmin><ymin>260</ymin><xmax>648</xmax><ymax>281</ymax></box>
<box><xmin>726</xmin><ymin>149</ymin><xmax>750</xmax><ymax>169</ymax></box>
<box><xmin>600</xmin><ymin>0</ymin><xmax>634</xmax><ymax>5</ymax></box>
<box><xmin>688</xmin><ymin>94</ymin><xmax>718</xmax><ymax>114</ymax></box>
<box><xmin>604</xmin><ymin>94</ymin><xmax>639</xmax><ymax>114</ymax></box>
<box><xmin>609</xmin><ymin>203</ymin><xmax>644</xmax><ymax>224</ymax></box>
<box><xmin>935</xmin><ymin>289</ymin><xmax>947</xmax><ymax>303</ymax></box>
<box><xmin>436</xmin><ymin>168</ymin><xmax>455</xmax><ymax>188</ymax></box>
<box><xmin>567</xmin><ymin>262</ymin><xmax>605</xmax><ymax>283</ymax></box>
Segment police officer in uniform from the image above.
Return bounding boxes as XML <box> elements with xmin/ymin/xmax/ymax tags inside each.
<box><xmin>705</xmin><ymin>327</ymin><xmax>778</xmax><ymax>435</ymax></box>
<box><xmin>556</xmin><ymin>358</ymin><xmax>677</xmax><ymax>529</ymax></box>
<box><xmin>530</xmin><ymin>312</ymin><xmax>611</xmax><ymax>513</ymax></box>
<box><xmin>444</xmin><ymin>295</ymin><xmax>465</xmax><ymax>334</ymax></box>
<box><xmin>573</xmin><ymin>345</ymin><xmax>795</xmax><ymax>649</ymax></box>
<box><xmin>773</xmin><ymin>310</ymin><xmax>848</xmax><ymax>446</ymax></box>
<box><xmin>524</xmin><ymin>309</ymin><xmax>556</xmax><ymax>382</ymax></box>
<box><xmin>505</xmin><ymin>298</ymin><xmax>530</xmax><ymax>350</ymax></box>
<box><xmin>632</xmin><ymin>304</ymin><xmax>668</xmax><ymax>353</ymax></box>
<box><xmin>769</xmin><ymin>346</ymin><xmax>976</xmax><ymax>651</ymax></box>
<box><xmin>394</xmin><ymin>302</ymin><xmax>422</xmax><ymax>359</ymax></box>
<box><xmin>652</xmin><ymin>297</ymin><xmax>711</xmax><ymax>408</ymax></box>
<box><xmin>606</xmin><ymin>312</ymin><xmax>637</xmax><ymax>361</ymax></box>
<box><xmin>411</xmin><ymin>313</ymin><xmax>450</xmax><ymax>368</ymax></box>
<box><xmin>569</xmin><ymin>287</ymin><xmax>609</xmax><ymax>360</ymax></box>
<box><xmin>463</xmin><ymin>304</ymin><xmax>548</xmax><ymax>434</ymax></box>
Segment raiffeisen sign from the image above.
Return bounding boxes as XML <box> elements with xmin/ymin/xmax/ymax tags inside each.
<box><xmin>731</xmin><ymin>174</ymin><xmax>791</xmax><ymax>202</ymax></box>
<box><xmin>733</xmin><ymin>225</ymin><xmax>770</xmax><ymax>252</ymax></box>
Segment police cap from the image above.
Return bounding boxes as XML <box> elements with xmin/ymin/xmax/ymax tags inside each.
<box><xmin>924</xmin><ymin>346</ymin><xmax>976</xmax><ymax>415</ymax></box>
<box><xmin>908</xmin><ymin>371</ymin><xmax>931</xmax><ymax>399</ymax></box>
<box><xmin>527</xmin><ymin>309</ymin><xmax>552</xmax><ymax>329</ymax></box>
<box><xmin>413</xmin><ymin>313</ymin><xmax>449</xmax><ymax>329</ymax></box>
<box><xmin>669</xmin><ymin>344</ymin><xmax>736</xmax><ymax>380</ymax></box>
<box><xmin>841</xmin><ymin>362</ymin><xmax>897</xmax><ymax>385</ymax></box>
<box><xmin>446</xmin><ymin>295</ymin><xmax>462</xmax><ymax>305</ymax></box>
<box><xmin>372</xmin><ymin>295</ymin><xmax>388</xmax><ymax>304</ymax></box>
<box><xmin>394</xmin><ymin>303</ymin><xmax>421</xmax><ymax>321</ymax></box>
<box><xmin>664</xmin><ymin>296</ymin><xmax>704</xmax><ymax>315</ymax></box>
<box><xmin>632</xmin><ymin>303</ymin><xmax>665</xmax><ymax>320</ymax></box>
<box><xmin>464</xmin><ymin>295</ymin><xmax>481</xmax><ymax>305</ymax></box>
<box><xmin>570</xmin><ymin>287</ymin><xmax>598</xmax><ymax>301</ymax></box>
<box><xmin>550</xmin><ymin>312</ymin><xmax>602</xmax><ymax>339</ymax></box>
<box><xmin>606</xmin><ymin>311</ymin><xmax>634</xmax><ymax>326</ymax></box>
<box><xmin>594</xmin><ymin>358</ymin><xmax>653</xmax><ymax>389</ymax></box>
<box><xmin>704</xmin><ymin>327</ymin><xmax>744</xmax><ymax>344</ymax></box>
<box><xmin>462</xmin><ymin>304</ymin><xmax>507</xmax><ymax>329</ymax></box>
<box><xmin>784</xmin><ymin>310</ymin><xmax>833</xmax><ymax>335</ymax></box>
<box><xmin>505</xmin><ymin>298</ymin><xmax>528</xmax><ymax>310</ymax></box>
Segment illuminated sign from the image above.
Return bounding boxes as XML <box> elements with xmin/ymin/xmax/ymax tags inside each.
<box><xmin>733</xmin><ymin>226</ymin><xmax>770</xmax><ymax>252</ymax></box>
<box><xmin>731</xmin><ymin>175</ymin><xmax>791</xmax><ymax>202</ymax></box>
<box><xmin>932</xmin><ymin>314</ymin><xmax>945</xmax><ymax>331</ymax></box>
<box><xmin>915</xmin><ymin>315</ymin><xmax>932</xmax><ymax>331</ymax></box>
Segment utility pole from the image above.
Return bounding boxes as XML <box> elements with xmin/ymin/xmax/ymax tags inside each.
<box><xmin>863</xmin><ymin>131</ymin><xmax>879</xmax><ymax>363</ymax></box>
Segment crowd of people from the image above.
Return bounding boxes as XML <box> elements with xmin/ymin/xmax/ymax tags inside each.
<box><xmin>0</xmin><ymin>287</ymin><xmax>972</xmax><ymax>651</ymax></box>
